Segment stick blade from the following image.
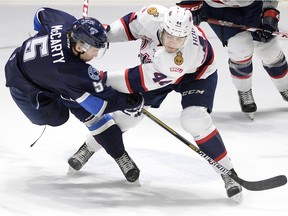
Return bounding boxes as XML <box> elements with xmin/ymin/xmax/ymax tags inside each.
<box><xmin>235</xmin><ymin>175</ymin><xmax>287</xmax><ymax>191</ymax></box>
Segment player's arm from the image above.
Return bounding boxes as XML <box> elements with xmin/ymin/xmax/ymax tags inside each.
<box><xmin>107</xmin><ymin>11</ymin><xmax>139</xmax><ymax>42</ymax></box>
<box><xmin>107</xmin><ymin>4</ymin><xmax>162</xmax><ymax>43</ymax></box>
<box><xmin>65</xmin><ymin>65</ymin><xmax>143</xmax><ymax>116</ymax></box>
<box><xmin>105</xmin><ymin>61</ymin><xmax>174</xmax><ymax>93</ymax></box>
<box><xmin>74</xmin><ymin>87</ymin><xmax>143</xmax><ymax>117</ymax></box>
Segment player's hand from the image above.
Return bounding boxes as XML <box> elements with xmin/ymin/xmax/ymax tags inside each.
<box><xmin>259</xmin><ymin>8</ymin><xmax>280</xmax><ymax>43</ymax></box>
<box><xmin>123</xmin><ymin>93</ymin><xmax>144</xmax><ymax>117</ymax></box>
<box><xmin>176</xmin><ymin>1</ymin><xmax>204</xmax><ymax>26</ymax></box>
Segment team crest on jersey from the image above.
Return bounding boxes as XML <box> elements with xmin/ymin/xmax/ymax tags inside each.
<box><xmin>88</xmin><ymin>66</ymin><xmax>100</xmax><ymax>81</ymax></box>
<box><xmin>174</xmin><ymin>51</ymin><xmax>184</xmax><ymax>65</ymax></box>
<box><xmin>147</xmin><ymin>7</ymin><xmax>159</xmax><ymax>17</ymax></box>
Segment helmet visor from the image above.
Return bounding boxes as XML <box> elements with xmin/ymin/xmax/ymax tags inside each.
<box><xmin>95</xmin><ymin>42</ymin><xmax>109</xmax><ymax>59</ymax></box>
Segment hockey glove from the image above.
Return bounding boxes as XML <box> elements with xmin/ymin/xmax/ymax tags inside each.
<box><xmin>176</xmin><ymin>1</ymin><xmax>204</xmax><ymax>26</ymax></box>
<box><xmin>259</xmin><ymin>8</ymin><xmax>280</xmax><ymax>43</ymax></box>
<box><xmin>123</xmin><ymin>93</ymin><xmax>144</xmax><ymax>117</ymax></box>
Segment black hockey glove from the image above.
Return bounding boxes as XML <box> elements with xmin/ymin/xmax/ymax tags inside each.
<box><xmin>123</xmin><ymin>93</ymin><xmax>144</xmax><ymax>117</ymax></box>
<box><xmin>176</xmin><ymin>1</ymin><xmax>204</xmax><ymax>26</ymax></box>
<box><xmin>259</xmin><ymin>8</ymin><xmax>280</xmax><ymax>43</ymax></box>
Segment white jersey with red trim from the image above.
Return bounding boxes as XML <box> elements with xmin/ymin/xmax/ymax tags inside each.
<box><xmin>106</xmin><ymin>4</ymin><xmax>217</xmax><ymax>94</ymax></box>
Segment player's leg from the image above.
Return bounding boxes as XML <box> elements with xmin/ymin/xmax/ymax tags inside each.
<box><xmin>178</xmin><ymin>72</ymin><xmax>243</xmax><ymax>203</ymax></box>
<box><xmin>91</xmin><ymin>115</ymin><xmax>140</xmax><ymax>182</ymax></box>
<box><xmin>254</xmin><ymin>38</ymin><xmax>288</xmax><ymax>101</ymax></box>
<box><xmin>66</xmin><ymin>101</ymin><xmax>141</xmax><ymax>182</ymax></box>
<box><xmin>9</xmin><ymin>87</ymin><xmax>69</xmax><ymax>126</ymax></box>
<box><xmin>227</xmin><ymin>31</ymin><xmax>257</xmax><ymax>119</ymax></box>
<box><xmin>67</xmin><ymin>88</ymin><xmax>171</xmax><ymax>181</ymax></box>
<box><xmin>67</xmin><ymin>133</ymin><xmax>101</xmax><ymax>171</ymax></box>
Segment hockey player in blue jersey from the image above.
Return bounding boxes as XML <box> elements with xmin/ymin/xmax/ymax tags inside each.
<box><xmin>68</xmin><ymin>5</ymin><xmax>243</xmax><ymax>203</ymax></box>
<box><xmin>4</xmin><ymin>7</ymin><xmax>144</xmax><ymax>182</ymax></box>
<box><xmin>176</xmin><ymin>0</ymin><xmax>288</xmax><ymax>120</ymax></box>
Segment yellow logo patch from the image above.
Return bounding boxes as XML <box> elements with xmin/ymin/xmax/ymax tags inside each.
<box><xmin>174</xmin><ymin>51</ymin><xmax>184</xmax><ymax>65</ymax></box>
<box><xmin>147</xmin><ymin>7</ymin><xmax>159</xmax><ymax>17</ymax></box>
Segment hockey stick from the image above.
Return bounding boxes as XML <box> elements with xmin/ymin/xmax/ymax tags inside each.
<box><xmin>82</xmin><ymin>0</ymin><xmax>89</xmax><ymax>18</ymax></box>
<box><xmin>142</xmin><ymin>109</ymin><xmax>287</xmax><ymax>191</ymax></box>
<box><xmin>204</xmin><ymin>18</ymin><xmax>288</xmax><ymax>39</ymax></box>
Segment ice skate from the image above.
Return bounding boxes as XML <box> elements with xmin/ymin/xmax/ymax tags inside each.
<box><xmin>115</xmin><ymin>151</ymin><xmax>140</xmax><ymax>183</ymax></box>
<box><xmin>238</xmin><ymin>89</ymin><xmax>257</xmax><ymax>120</ymax></box>
<box><xmin>280</xmin><ymin>90</ymin><xmax>288</xmax><ymax>102</ymax></box>
<box><xmin>221</xmin><ymin>169</ymin><xmax>243</xmax><ymax>204</ymax></box>
<box><xmin>68</xmin><ymin>143</ymin><xmax>95</xmax><ymax>171</ymax></box>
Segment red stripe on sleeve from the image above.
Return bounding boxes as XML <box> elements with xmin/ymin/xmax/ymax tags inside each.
<box><xmin>125</xmin><ymin>69</ymin><xmax>133</xmax><ymax>93</ymax></box>
<box><xmin>139</xmin><ymin>65</ymin><xmax>148</xmax><ymax>92</ymax></box>
<box><xmin>120</xmin><ymin>18</ymin><xmax>133</xmax><ymax>41</ymax></box>
<box><xmin>129</xmin><ymin>12</ymin><xmax>136</xmax><ymax>23</ymax></box>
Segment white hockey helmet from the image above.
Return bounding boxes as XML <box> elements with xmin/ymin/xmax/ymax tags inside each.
<box><xmin>162</xmin><ymin>6</ymin><xmax>193</xmax><ymax>37</ymax></box>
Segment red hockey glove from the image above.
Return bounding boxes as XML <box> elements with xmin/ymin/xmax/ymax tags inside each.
<box><xmin>259</xmin><ymin>8</ymin><xmax>280</xmax><ymax>43</ymax></box>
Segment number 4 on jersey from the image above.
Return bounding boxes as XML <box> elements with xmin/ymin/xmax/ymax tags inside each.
<box><xmin>152</xmin><ymin>72</ymin><xmax>171</xmax><ymax>86</ymax></box>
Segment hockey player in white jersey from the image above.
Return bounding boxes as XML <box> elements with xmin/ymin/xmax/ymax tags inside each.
<box><xmin>177</xmin><ymin>0</ymin><xmax>288</xmax><ymax>120</ymax></box>
<box><xmin>68</xmin><ymin>5</ymin><xmax>243</xmax><ymax>203</ymax></box>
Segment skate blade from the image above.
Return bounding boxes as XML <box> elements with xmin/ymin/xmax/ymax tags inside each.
<box><xmin>245</xmin><ymin>112</ymin><xmax>255</xmax><ymax>121</ymax></box>
<box><xmin>67</xmin><ymin>165</ymin><xmax>78</xmax><ymax>175</ymax></box>
<box><xmin>230</xmin><ymin>192</ymin><xmax>243</xmax><ymax>204</ymax></box>
<box><xmin>128</xmin><ymin>178</ymin><xmax>141</xmax><ymax>187</ymax></box>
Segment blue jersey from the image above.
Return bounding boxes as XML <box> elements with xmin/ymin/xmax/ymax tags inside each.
<box><xmin>5</xmin><ymin>7</ymin><xmax>129</xmax><ymax>116</ymax></box>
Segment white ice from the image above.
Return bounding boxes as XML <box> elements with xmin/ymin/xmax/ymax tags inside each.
<box><xmin>1</xmin><ymin>1</ymin><xmax>288</xmax><ymax>216</ymax></box>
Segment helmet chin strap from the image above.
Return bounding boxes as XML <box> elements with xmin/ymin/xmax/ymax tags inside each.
<box><xmin>157</xmin><ymin>29</ymin><xmax>164</xmax><ymax>45</ymax></box>
<box><xmin>76</xmin><ymin>50</ymin><xmax>85</xmax><ymax>58</ymax></box>
<box><xmin>73</xmin><ymin>47</ymin><xmax>85</xmax><ymax>58</ymax></box>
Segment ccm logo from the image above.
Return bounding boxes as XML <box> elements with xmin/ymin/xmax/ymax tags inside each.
<box><xmin>182</xmin><ymin>89</ymin><xmax>205</xmax><ymax>96</ymax></box>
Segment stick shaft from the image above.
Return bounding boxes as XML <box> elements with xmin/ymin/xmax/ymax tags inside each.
<box><xmin>82</xmin><ymin>0</ymin><xmax>89</xmax><ymax>18</ymax></box>
<box><xmin>205</xmin><ymin>18</ymin><xmax>288</xmax><ymax>39</ymax></box>
<box><xmin>142</xmin><ymin>109</ymin><xmax>287</xmax><ymax>191</ymax></box>
<box><xmin>142</xmin><ymin>109</ymin><xmax>230</xmax><ymax>175</ymax></box>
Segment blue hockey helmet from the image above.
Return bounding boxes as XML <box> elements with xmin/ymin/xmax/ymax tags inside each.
<box><xmin>70</xmin><ymin>17</ymin><xmax>107</xmax><ymax>49</ymax></box>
